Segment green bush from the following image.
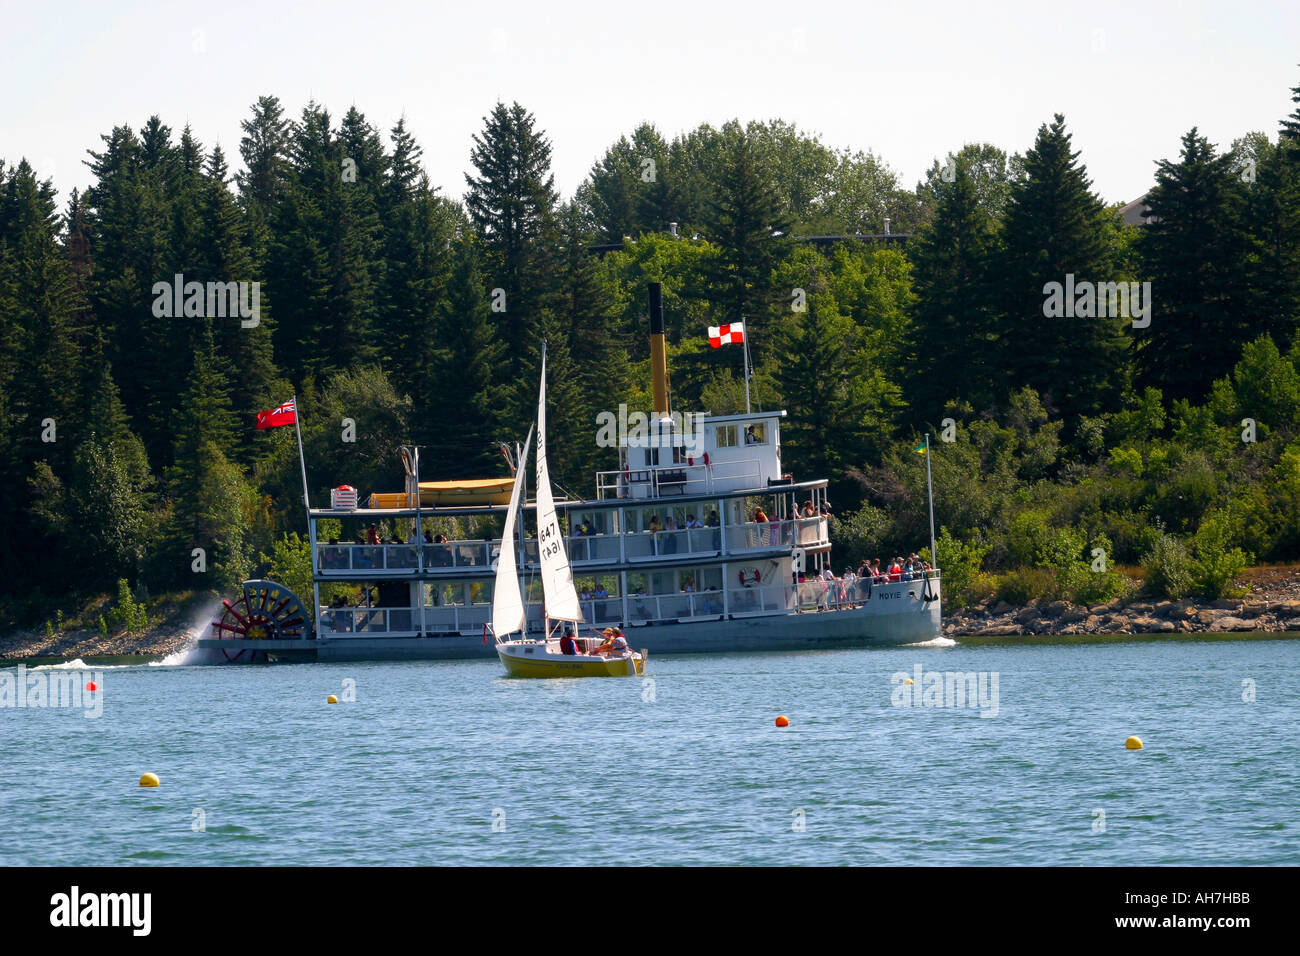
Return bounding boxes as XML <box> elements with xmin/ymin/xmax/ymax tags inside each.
<box><xmin>1190</xmin><ymin>510</ymin><xmax>1251</xmax><ymax>599</ymax></box>
<box><xmin>107</xmin><ymin>578</ymin><xmax>148</xmax><ymax>633</ymax></box>
<box><xmin>994</xmin><ymin>567</ymin><xmax>1058</xmax><ymax>605</ymax></box>
<box><xmin>831</xmin><ymin>504</ymin><xmax>892</xmax><ymax>567</ymax></box>
<box><xmin>1142</xmin><ymin>531</ymin><xmax>1195</xmax><ymax>599</ymax></box>
<box><xmin>920</xmin><ymin>527</ymin><xmax>989</xmax><ymax>611</ymax></box>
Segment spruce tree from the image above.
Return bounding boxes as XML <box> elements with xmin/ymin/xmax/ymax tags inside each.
<box><xmin>422</xmin><ymin>235</ymin><xmax>506</xmax><ymax>478</ymax></box>
<box><xmin>464</xmin><ymin>101</ymin><xmax>558</xmax><ymax>387</ymax></box>
<box><xmin>903</xmin><ymin>149</ymin><xmax>1003</xmax><ymax>424</ymax></box>
<box><xmin>994</xmin><ymin>114</ymin><xmax>1125</xmax><ymax>421</ymax></box>
<box><xmin>701</xmin><ymin>133</ymin><xmax>794</xmax><ymax>350</ymax></box>
<box><xmin>1135</xmin><ymin>128</ymin><xmax>1253</xmax><ymax>401</ymax></box>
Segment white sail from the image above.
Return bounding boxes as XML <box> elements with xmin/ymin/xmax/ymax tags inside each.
<box><xmin>491</xmin><ymin>426</ymin><xmax>534</xmax><ymax>638</ymax></box>
<box><xmin>534</xmin><ymin>349</ymin><xmax>584</xmax><ymax>623</ymax></box>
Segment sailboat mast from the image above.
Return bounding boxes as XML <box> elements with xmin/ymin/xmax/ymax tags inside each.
<box><xmin>516</xmin><ymin>438</ymin><xmax>527</xmax><ymax>633</ymax></box>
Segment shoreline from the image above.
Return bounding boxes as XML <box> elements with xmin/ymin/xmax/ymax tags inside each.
<box><xmin>944</xmin><ymin>565</ymin><xmax>1300</xmax><ymax>638</ymax></box>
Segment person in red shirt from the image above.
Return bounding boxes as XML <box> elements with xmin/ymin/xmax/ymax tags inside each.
<box><xmin>888</xmin><ymin>558</ymin><xmax>903</xmax><ymax>582</ymax></box>
<box><xmin>558</xmin><ymin>625</ymin><xmax>578</xmax><ymax>655</ymax></box>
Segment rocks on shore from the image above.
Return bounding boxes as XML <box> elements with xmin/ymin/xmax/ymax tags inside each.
<box><xmin>944</xmin><ymin>592</ymin><xmax>1300</xmax><ymax>638</ymax></box>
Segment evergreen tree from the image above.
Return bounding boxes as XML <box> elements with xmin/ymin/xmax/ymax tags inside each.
<box><xmin>994</xmin><ymin>114</ymin><xmax>1125</xmax><ymax>421</ymax></box>
<box><xmin>581</xmin><ymin>123</ymin><xmax>671</xmax><ymax>240</ymax></box>
<box><xmin>701</xmin><ymin>133</ymin><xmax>794</xmax><ymax>348</ymax></box>
<box><xmin>380</xmin><ymin>118</ymin><xmax>455</xmax><ymax>399</ymax></box>
<box><xmin>542</xmin><ymin>204</ymin><xmax>633</xmax><ymax>481</ymax></box>
<box><xmin>421</xmin><ymin>235</ymin><xmax>507</xmax><ymax>478</ymax></box>
<box><xmin>162</xmin><ymin>321</ymin><xmax>240</xmax><ymax>586</ymax></box>
<box><xmin>1135</xmin><ymin>128</ymin><xmax>1253</xmax><ymax>401</ymax></box>
<box><xmin>773</xmin><ymin>298</ymin><xmax>899</xmax><ymax>498</ymax></box>
<box><xmin>1242</xmin><ymin>80</ymin><xmax>1300</xmax><ymax>348</ymax></box>
<box><xmin>903</xmin><ymin>150</ymin><xmax>1003</xmax><ymax>423</ymax></box>
<box><xmin>464</xmin><ymin>101</ymin><xmax>559</xmax><ymax>387</ymax></box>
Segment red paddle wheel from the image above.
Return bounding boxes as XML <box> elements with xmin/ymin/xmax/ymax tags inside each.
<box><xmin>209</xmin><ymin>580</ymin><xmax>309</xmax><ymax>663</ymax></box>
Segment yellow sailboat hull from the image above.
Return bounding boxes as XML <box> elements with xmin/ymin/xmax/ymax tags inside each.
<box><xmin>496</xmin><ymin>643</ymin><xmax>645</xmax><ymax>678</ymax></box>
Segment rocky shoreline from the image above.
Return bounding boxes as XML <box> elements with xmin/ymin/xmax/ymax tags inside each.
<box><xmin>0</xmin><ymin>596</ymin><xmax>216</xmax><ymax>661</ymax></box>
<box><xmin>943</xmin><ymin>594</ymin><xmax>1300</xmax><ymax>637</ymax></box>
<box><xmin>943</xmin><ymin>566</ymin><xmax>1300</xmax><ymax>637</ymax></box>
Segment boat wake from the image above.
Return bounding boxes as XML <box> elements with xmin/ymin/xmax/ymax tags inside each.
<box><xmin>904</xmin><ymin>636</ymin><xmax>957</xmax><ymax>648</ymax></box>
<box><xmin>28</xmin><ymin>657</ymin><xmax>134</xmax><ymax>670</ymax></box>
<box><xmin>147</xmin><ymin>598</ymin><xmax>227</xmax><ymax>666</ymax></box>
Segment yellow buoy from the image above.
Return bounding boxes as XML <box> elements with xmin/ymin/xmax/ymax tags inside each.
<box><xmin>775</xmin><ymin>715</ymin><xmax>790</xmax><ymax>727</ymax></box>
<box><xmin>327</xmin><ymin>695</ymin><xmax>338</xmax><ymax>704</ymax></box>
<box><xmin>1125</xmin><ymin>735</ymin><xmax>1143</xmax><ymax>750</ymax></box>
<box><xmin>139</xmin><ymin>772</ymin><xmax>160</xmax><ymax>787</ymax></box>
<box><xmin>904</xmin><ymin>678</ymin><xmax>914</xmax><ymax>685</ymax></box>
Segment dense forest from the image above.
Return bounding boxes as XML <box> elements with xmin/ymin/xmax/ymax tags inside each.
<box><xmin>2</xmin><ymin>76</ymin><xmax>1299</xmax><ymax>626</ymax></box>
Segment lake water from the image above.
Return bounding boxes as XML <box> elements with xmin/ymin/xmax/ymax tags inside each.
<box><xmin>2</xmin><ymin>634</ymin><xmax>1297</xmax><ymax>866</ymax></box>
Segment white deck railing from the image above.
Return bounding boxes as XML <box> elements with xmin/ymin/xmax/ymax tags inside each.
<box><xmin>316</xmin><ymin>518</ymin><xmax>828</xmax><ymax>576</ymax></box>
<box><xmin>595</xmin><ymin>458</ymin><xmax>765</xmax><ymax>499</ymax></box>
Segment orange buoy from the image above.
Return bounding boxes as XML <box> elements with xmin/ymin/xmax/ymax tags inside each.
<box><xmin>775</xmin><ymin>715</ymin><xmax>790</xmax><ymax>727</ymax></box>
<box><xmin>85</xmin><ymin>681</ymin><xmax>97</xmax><ymax>692</ymax></box>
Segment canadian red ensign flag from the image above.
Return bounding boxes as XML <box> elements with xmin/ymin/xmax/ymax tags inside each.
<box><xmin>708</xmin><ymin>322</ymin><xmax>745</xmax><ymax>348</ymax></box>
<box><xmin>256</xmin><ymin>398</ymin><xmax>297</xmax><ymax>429</ymax></box>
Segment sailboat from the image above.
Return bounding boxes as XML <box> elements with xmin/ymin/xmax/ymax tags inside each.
<box><xmin>491</xmin><ymin>346</ymin><xmax>648</xmax><ymax>678</ymax></box>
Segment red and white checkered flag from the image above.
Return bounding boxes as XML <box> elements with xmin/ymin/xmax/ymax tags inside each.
<box><xmin>708</xmin><ymin>322</ymin><xmax>745</xmax><ymax>348</ymax></box>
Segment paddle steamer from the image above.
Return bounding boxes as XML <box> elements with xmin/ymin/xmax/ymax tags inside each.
<box><xmin>200</xmin><ymin>284</ymin><xmax>941</xmax><ymax>662</ymax></box>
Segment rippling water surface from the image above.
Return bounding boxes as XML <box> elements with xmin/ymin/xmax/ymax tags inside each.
<box><xmin>2</xmin><ymin>634</ymin><xmax>1296</xmax><ymax>865</ymax></box>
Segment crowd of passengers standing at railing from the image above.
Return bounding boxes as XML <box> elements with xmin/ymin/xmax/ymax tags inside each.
<box><xmin>797</xmin><ymin>552</ymin><xmax>934</xmax><ymax>610</ymax></box>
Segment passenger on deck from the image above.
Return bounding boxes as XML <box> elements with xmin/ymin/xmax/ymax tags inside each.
<box><xmin>705</xmin><ymin>511</ymin><xmax>720</xmax><ymax>527</ymax></box>
<box><xmin>634</xmin><ymin>587</ymin><xmax>649</xmax><ymax>619</ymax></box>
<box><xmin>664</xmin><ymin>515</ymin><xmax>678</xmax><ymax>553</ymax></box>
<box><xmin>888</xmin><ymin>558</ymin><xmax>903</xmax><ymax>582</ymax></box>
<box><xmin>745</xmin><ymin>425</ymin><xmax>759</xmax><ymax>444</ymax></box>
<box><xmin>754</xmin><ymin>507</ymin><xmax>769</xmax><ymax>523</ymax></box>
<box><xmin>685</xmin><ymin>514</ymin><xmax>702</xmax><ymax>529</ymax></box>
<box><xmin>366</xmin><ymin>524</ymin><xmax>381</xmax><ymax>545</ymax></box>
<box><xmin>577</xmin><ymin>519</ymin><xmax>593</xmax><ymax>537</ymax></box>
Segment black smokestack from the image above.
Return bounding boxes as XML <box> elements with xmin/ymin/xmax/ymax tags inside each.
<box><xmin>648</xmin><ymin>282</ymin><xmax>668</xmax><ymax>415</ymax></box>
<box><xmin>648</xmin><ymin>281</ymin><xmax>664</xmax><ymax>335</ymax></box>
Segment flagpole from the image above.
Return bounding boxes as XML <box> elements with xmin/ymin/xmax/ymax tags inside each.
<box><xmin>293</xmin><ymin>394</ymin><xmax>311</xmax><ymax>512</ymax></box>
<box><xmin>741</xmin><ymin>317</ymin><xmax>752</xmax><ymax>415</ymax></box>
<box><xmin>925</xmin><ymin>433</ymin><xmax>937</xmax><ymax>570</ymax></box>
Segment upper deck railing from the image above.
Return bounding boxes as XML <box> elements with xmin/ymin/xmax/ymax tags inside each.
<box><xmin>314</xmin><ymin>516</ymin><xmax>830</xmax><ymax>577</ymax></box>
<box><xmin>595</xmin><ymin>458</ymin><xmax>765</xmax><ymax>500</ymax></box>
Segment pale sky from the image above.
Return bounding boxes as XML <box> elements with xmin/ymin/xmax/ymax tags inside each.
<box><xmin>2</xmin><ymin>0</ymin><xmax>1297</xmax><ymax>212</ymax></box>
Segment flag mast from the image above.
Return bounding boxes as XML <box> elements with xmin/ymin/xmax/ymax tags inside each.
<box><xmin>741</xmin><ymin>316</ymin><xmax>752</xmax><ymax>415</ymax></box>
<box><xmin>924</xmin><ymin>432</ymin><xmax>936</xmax><ymax>569</ymax></box>
<box><xmin>293</xmin><ymin>394</ymin><xmax>311</xmax><ymax>512</ymax></box>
